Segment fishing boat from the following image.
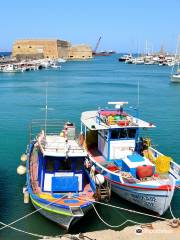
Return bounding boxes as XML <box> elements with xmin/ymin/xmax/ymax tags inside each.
<box><xmin>171</xmin><ymin>60</ymin><xmax>180</xmax><ymax>82</ymax></box>
<box><xmin>119</xmin><ymin>54</ymin><xmax>132</xmax><ymax>62</ymax></box>
<box><xmin>20</xmin><ymin>119</ymin><xmax>108</xmax><ymax>230</ymax></box>
<box><xmin>132</xmin><ymin>57</ymin><xmax>144</xmax><ymax>64</ymax></box>
<box><xmin>0</xmin><ymin>64</ymin><xmax>24</xmax><ymax>73</ymax></box>
<box><xmin>80</xmin><ymin>102</ymin><xmax>180</xmax><ymax>215</ymax></box>
<box><xmin>171</xmin><ymin>71</ymin><xmax>180</xmax><ymax>82</ymax></box>
<box><xmin>57</xmin><ymin>58</ymin><xmax>66</xmax><ymax>63</ymax></box>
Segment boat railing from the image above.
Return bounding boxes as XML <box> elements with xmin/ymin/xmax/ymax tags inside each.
<box><xmin>44</xmin><ymin>146</ymin><xmax>85</xmax><ymax>152</ymax></box>
<box><xmin>29</xmin><ymin>119</ymin><xmax>67</xmax><ymax>141</ymax></box>
<box><xmin>150</xmin><ymin>147</ymin><xmax>180</xmax><ymax>178</ymax></box>
<box><xmin>170</xmin><ymin>161</ymin><xmax>180</xmax><ymax>177</ymax></box>
<box><xmin>96</xmin><ymin>113</ymin><xmax>140</xmax><ymax>128</ymax></box>
<box><xmin>149</xmin><ymin>147</ymin><xmax>163</xmax><ymax>158</ymax></box>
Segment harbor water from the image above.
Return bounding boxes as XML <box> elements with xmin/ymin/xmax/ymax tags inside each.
<box><xmin>0</xmin><ymin>54</ymin><xmax>180</xmax><ymax>239</ymax></box>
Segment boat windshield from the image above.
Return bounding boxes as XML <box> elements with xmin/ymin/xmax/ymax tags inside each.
<box><xmin>44</xmin><ymin>156</ymin><xmax>84</xmax><ymax>173</ymax></box>
<box><xmin>45</xmin><ymin>157</ymin><xmax>72</xmax><ymax>172</ymax></box>
<box><xmin>111</xmin><ymin>128</ymin><xmax>136</xmax><ymax>139</ymax></box>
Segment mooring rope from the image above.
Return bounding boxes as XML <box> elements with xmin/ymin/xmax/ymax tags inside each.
<box><xmin>79</xmin><ymin>196</ymin><xmax>177</xmax><ymax>229</ymax></box>
<box><xmin>78</xmin><ymin>197</ymin><xmax>169</xmax><ymax>221</ymax></box>
<box><xmin>91</xmin><ymin>204</ymin><xmax>143</xmax><ymax>228</ymax></box>
<box><xmin>0</xmin><ymin>193</ymin><xmax>67</xmax><ymax>231</ymax></box>
<box><xmin>0</xmin><ymin>186</ymin><xmax>178</xmax><ymax>238</ymax></box>
<box><xmin>0</xmin><ymin>220</ymin><xmax>73</xmax><ymax>239</ymax></box>
<box><xmin>0</xmin><ymin>221</ymin><xmax>49</xmax><ymax>238</ymax></box>
<box><xmin>78</xmin><ymin>178</ymin><xmax>178</xmax><ymax>229</ymax></box>
<box><xmin>167</xmin><ymin>182</ymin><xmax>176</xmax><ymax>219</ymax></box>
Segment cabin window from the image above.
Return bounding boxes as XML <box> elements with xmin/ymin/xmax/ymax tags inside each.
<box><xmin>111</xmin><ymin>128</ymin><xmax>136</xmax><ymax>139</ymax></box>
<box><xmin>57</xmin><ymin>158</ymin><xmax>72</xmax><ymax>171</ymax></box>
<box><xmin>111</xmin><ymin>129</ymin><xmax>119</xmax><ymax>139</ymax></box>
<box><xmin>74</xmin><ymin>158</ymin><xmax>83</xmax><ymax>171</ymax></box>
<box><xmin>44</xmin><ymin>157</ymin><xmax>73</xmax><ymax>172</ymax></box>
<box><xmin>128</xmin><ymin>128</ymin><xmax>136</xmax><ymax>138</ymax></box>
<box><xmin>45</xmin><ymin>159</ymin><xmax>54</xmax><ymax>172</ymax></box>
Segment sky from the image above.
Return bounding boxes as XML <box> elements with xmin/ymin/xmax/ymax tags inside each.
<box><xmin>0</xmin><ymin>0</ymin><xmax>180</xmax><ymax>53</ymax></box>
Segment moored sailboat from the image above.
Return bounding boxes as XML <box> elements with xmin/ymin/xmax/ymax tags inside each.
<box><xmin>171</xmin><ymin>36</ymin><xmax>180</xmax><ymax>82</ymax></box>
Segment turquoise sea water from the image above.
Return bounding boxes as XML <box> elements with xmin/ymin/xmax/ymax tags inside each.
<box><xmin>0</xmin><ymin>55</ymin><xmax>180</xmax><ymax>239</ymax></box>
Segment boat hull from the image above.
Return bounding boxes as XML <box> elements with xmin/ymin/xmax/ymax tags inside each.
<box><xmin>31</xmin><ymin>196</ymin><xmax>92</xmax><ymax>230</ymax></box>
<box><xmin>87</xmin><ymin>153</ymin><xmax>176</xmax><ymax>215</ymax></box>
<box><xmin>171</xmin><ymin>75</ymin><xmax>180</xmax><ymax>83</ymax></box>
<box><xmin>111</xmin><ymin>182</ymin><xmax>174</xmax><ymax>215</ymax></box>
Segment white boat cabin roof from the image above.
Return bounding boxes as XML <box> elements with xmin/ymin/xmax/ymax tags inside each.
<box><xmin>38</xmin><ymin>135</ymin><xmax>86</xmax><ymax>157</ymax></box>
<box><xmin>81</xmin><ymin>110</ymin><xmax>155</xmax><ymax>131</ymax></box>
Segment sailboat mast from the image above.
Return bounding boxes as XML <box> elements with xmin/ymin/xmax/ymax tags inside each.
<box><xmin>171</xmin><ymin>35</ymin><xmax>180</xmax><ymax>75</ymax></box>
<box><xmin>145</xmin><ymin>40</ymin><xmax>148</xmax><ymax>55</ymax></box>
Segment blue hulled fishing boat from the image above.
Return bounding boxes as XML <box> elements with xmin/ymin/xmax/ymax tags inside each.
<box><xmin>24</xmin><ymin>120</ymin><xmax>100</xmax><ymax>230</ymax></box>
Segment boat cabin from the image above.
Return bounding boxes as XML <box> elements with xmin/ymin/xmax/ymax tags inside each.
<box><xmin>81</xmin><ymin>102</ymin><xmax>157</xmax><ymax>179</ymax></box>
<box><xmin>96</xmin><ymin>110</ymin><xmax>138</xmax><ymax>161</ymax></box>
<box><xmin>81</xmin><ymin>104</ymin><xmax>154</xmax><ymax>159</ymax></box>
<box><xmin>30</xmin><ymin>122</ymin><xmax>88</xmax><ymax>194</ymax></box>
<box><xmin>42</xmin><ymin>154</ymin><xmax>85</xmax><ymax>193</ymax></box>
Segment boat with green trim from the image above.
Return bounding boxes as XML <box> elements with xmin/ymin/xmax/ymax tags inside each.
<box><xmin>25</xmin><ymin>120</ymin><xmax>99</xmax><ymax>230</ymax></box>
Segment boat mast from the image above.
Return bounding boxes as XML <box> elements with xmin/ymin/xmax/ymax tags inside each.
<box><xmin>45</xmin><ymin>87</ymin><xmax>48</xmax><ymax>136</ymax></box>
<box><xmin>145</xmin><ymin>40</ymin><xmax>148</xmax><ymax>56</ymax></box>
<box><xmin>42</xmin><ymin>83</ymin><xmax>53</xmax><ymax>136</ymax></box>
<box><xmin>136</xmin><ymin>80</ymin><xmax>140</xmax><ymax>140</ymax></box>
<box><xmin>171</xmin><ymin>35</ymin><xmax>180</xmax><ymax>75</ymax></box>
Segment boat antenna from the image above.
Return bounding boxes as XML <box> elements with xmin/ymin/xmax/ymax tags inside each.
<box><xmin>138</xmin><ymin>80</ymin><xmax>140</xmax><ymax>107</ymax></box>
<box><xmin>45</xmin><ymin>86</ymin><xmax>48</xmax><ymax>135</ymax></box>
<box><xmin>137</xmin><ymin>80</ymin><xmax>140</xmax><ymax>120</ymax></box>
<box><xmin>40</xmin><ymin>83</ymin><xmax>53</xmax><ymax>136</ymax></box>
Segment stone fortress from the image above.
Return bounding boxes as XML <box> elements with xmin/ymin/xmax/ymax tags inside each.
<box><xmin>12</xmin><ymin>39</ymin><xmax>92</xmax><ymax>60</ymax></box>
